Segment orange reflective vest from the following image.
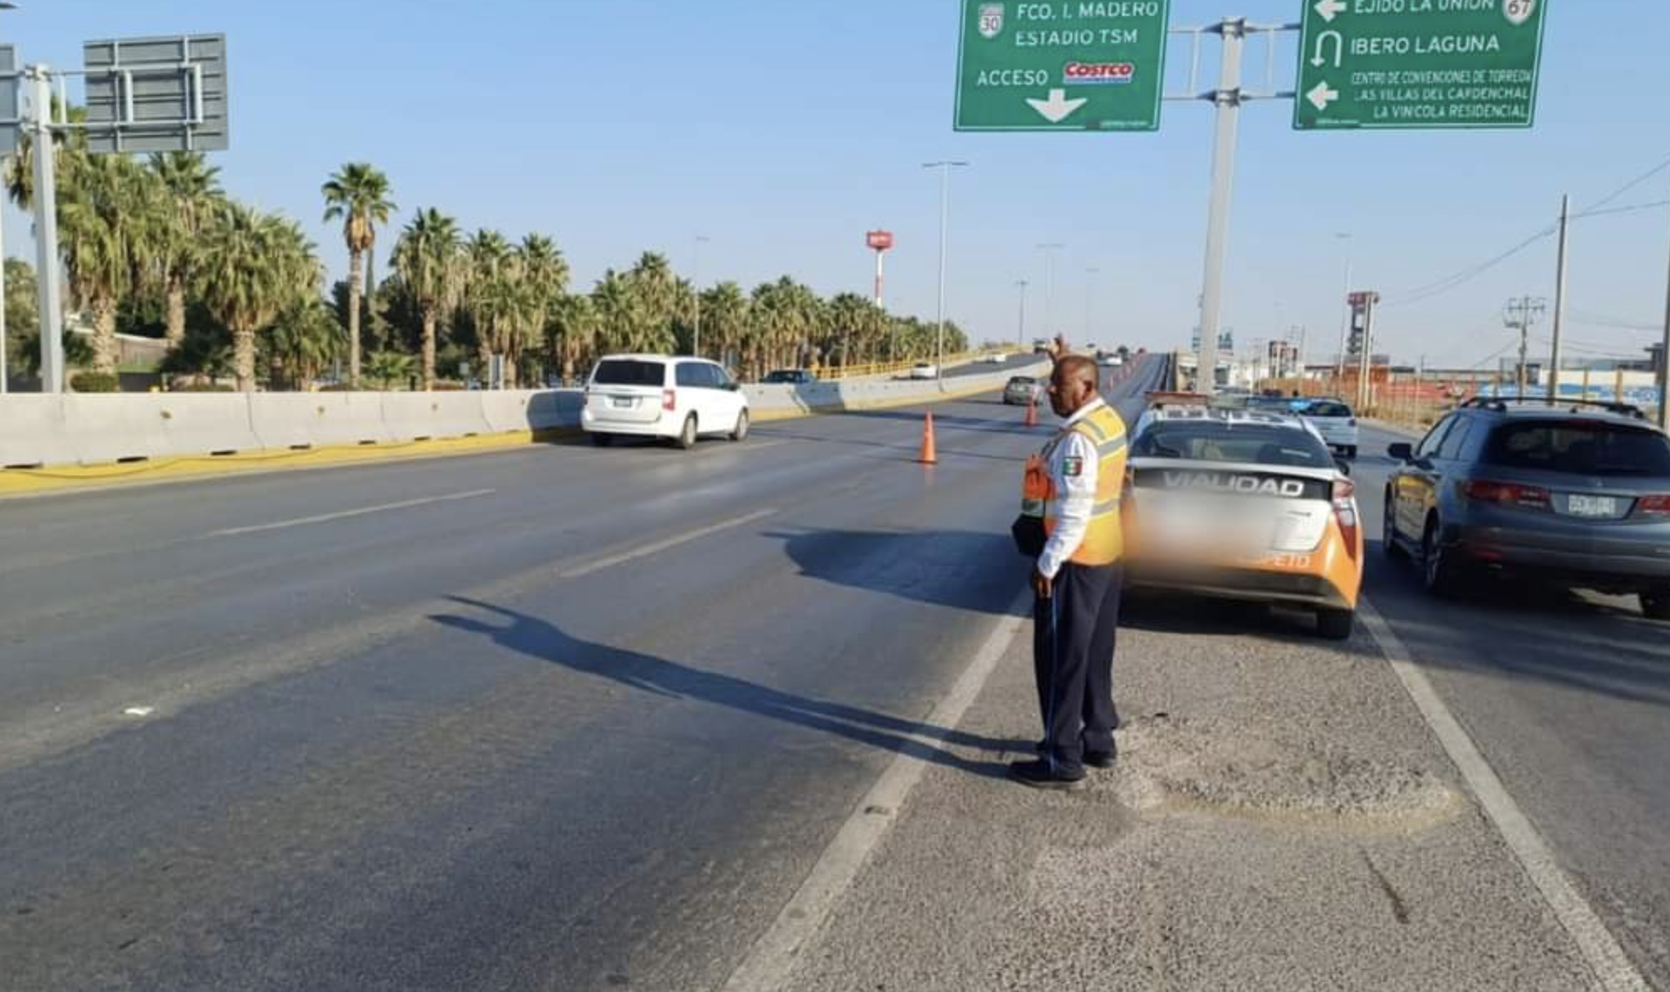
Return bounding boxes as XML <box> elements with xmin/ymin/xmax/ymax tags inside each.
<box><xmin>1021</xmin><ymin>403</ymin><xmax>1129</xmax><ymax>566</ymax></box>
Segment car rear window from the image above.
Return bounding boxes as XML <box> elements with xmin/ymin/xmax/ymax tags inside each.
<box><xmin>1301</xmin><ymin>402</ymin><xmax>1353</xmax><ymax>418</ymax></box>
<box><xmin>1134</xmin><ymin>423</ymin><xmax>1335</xmax><ymax>469</ymax></box>
<box><xmin>593</xmin><ymin>360</ymin><xmax>665</xmax><ymax>387</ymax></box>
<box><xmin>1008</xmin><ymin>377</ymin><xmax>1034</xmax><ymax>386</ymax></box>
<box><xmin>1484</xmin><ymin>421</ymin><xmax>1670</xmax><ymax>476</ymax></box>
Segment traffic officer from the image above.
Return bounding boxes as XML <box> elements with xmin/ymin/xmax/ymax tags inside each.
<box><xmin>1010</xmin><ymin>354</ymin><xmax>1129</xmax><ymax>791</ymax></box>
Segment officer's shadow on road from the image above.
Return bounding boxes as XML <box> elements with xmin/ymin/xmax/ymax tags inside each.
<box><xmin>428</xmin><ymin>596</ymin><xmax>1020</xmax><ymax>779</ymax></box>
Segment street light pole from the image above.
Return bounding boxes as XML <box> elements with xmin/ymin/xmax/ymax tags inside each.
<box><xmin>692</xmin><ymin>234</ymin><xmax>710</xmax><ymax>359</ymax></box>
<box><xmin>923</xmin><ymin>161</ymin><xmax>968</xmax><ymax>379</ymax></box>
<box><xmin>1084</xmin><ymin>266</ymin><xmax>1100</xmax><ymax>346</ymax></box>
<box><xmin>1014</xmin><ymin>279</ymin><xmax>1029</xmax><ymax>350</ymax></box>
<box><xmin>1037</xmin><ymin>243</ymin><xmax>1064</xmax><ymax>348</ymax></box>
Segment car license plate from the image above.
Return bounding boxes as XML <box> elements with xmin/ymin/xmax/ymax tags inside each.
<box><xmin>1567</xmin><ymin>494</ymin><xmax>1619</xmax><ymax>518</ymax></box>
<box><xmin>612</xmin><ymin>397</ymin><xmax>633</xmax><ymax>409</ymax></box>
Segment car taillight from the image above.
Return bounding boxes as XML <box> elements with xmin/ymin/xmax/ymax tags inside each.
<box><xmin>1636</xmin><ymin>495</ymin><xmax>1670</xmax><ymax>518</ymax></box>
<box><xmin>1333</xmin><ymin>478</ymin><xmax>1360</xmax><ymax>560</ymax></box>
<box><xmin>663</xmin><ymin>389</ymin><xmax>677</xmax><ymax>412</ymax></box>
<box><xmin>1464</xmin><ymin>479</ymin><xmax>1551</xmax><ymax>510</ymax></box>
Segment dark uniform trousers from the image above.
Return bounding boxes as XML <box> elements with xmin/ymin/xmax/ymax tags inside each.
<box><xmin>1033</xmin><ymin>561</ymin><xmax>1123</xmax><ymax>774</ymax></box>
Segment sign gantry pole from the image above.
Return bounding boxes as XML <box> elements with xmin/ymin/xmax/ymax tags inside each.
<box><xmin>28</xmin><ymin>64</ymin><xmax>63</xmax><ymax>394</ymax></box>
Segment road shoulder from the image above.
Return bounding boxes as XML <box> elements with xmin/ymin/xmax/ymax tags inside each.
<box><xmin>768</xmin><ymin>599</ymin><xmax>1598</xmax><ymax>992</ymax></box>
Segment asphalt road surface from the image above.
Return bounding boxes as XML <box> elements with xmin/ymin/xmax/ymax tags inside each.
<box><xmin>0</xmin><ymin>360</ymin><xmax>1163</xmax><ymax>992</ymax></box>
<box><xmin>1352</xmin><ymin>423</ymin><xmax>1670</xmax><ymax>985</ymax></box>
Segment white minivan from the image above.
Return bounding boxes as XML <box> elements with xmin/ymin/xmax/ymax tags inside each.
<box><xmin>582</xmin><ymin>355</ymin><xmax>750</xmax><ymax>449</ymax></box>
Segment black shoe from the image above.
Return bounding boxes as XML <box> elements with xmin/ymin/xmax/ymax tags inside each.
<box><xmin>1008</xmin><ymin>759</ymin><xmax>1086</xmax><ymax>791</ymax></box>
<box><xmin>1085</xmin><ymin>749</ymin><xmax>1118</xmax><ymax>770</ymax></box>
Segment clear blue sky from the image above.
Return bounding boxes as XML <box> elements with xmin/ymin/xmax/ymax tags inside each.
<box><xmin>4</xmin><ymin>1</ymin><xmax>1666</xmax><ymax>370</ymax></box>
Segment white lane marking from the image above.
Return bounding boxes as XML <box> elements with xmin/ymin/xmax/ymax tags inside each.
<box><xmin>556</xmin><ymin>508</ymin><xmax>781</xmax><ymax>580</ymax></box>
<box><xmin>209</xmin><ymin>490</ymin><xmax>496</xmax><ymax>538</ymax></box>
<box><xmin>1359</xmin><ymin>597</ymin><xmax>1650</xmax><ymax>992</ymax></box>
<box><xmin>122</xmin><ymin>707</ymin><xmax>154</xmax><ymax>718</ymax></box>
<box><xmin>721</xmin><ymin>592</ymin><xmax>1031</xmax><ymax>992</ymax></box>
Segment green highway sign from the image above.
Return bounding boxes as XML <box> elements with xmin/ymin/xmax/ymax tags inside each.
<box><xmin>1295</xmin><ymin>0</ymin><xmax>1549</xmax><ymax>131</ymax></box>
<box><xmin>954</xmin><ymin>1</ymin><xmax>1171</xmax><ymax>132</ymax></box>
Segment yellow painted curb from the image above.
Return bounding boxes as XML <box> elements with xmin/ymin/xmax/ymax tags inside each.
<box><xmin>0</xmin><ymin>429</ymin><xmax>573</xmax><ymax>498</ymax></box>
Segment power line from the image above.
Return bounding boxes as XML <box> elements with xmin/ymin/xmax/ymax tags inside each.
<box><xmin>1382</xmin><ymin>227</ymin><xmax>1554</xmax><ymax>308</ymax></box>
<box><xmin>1575</xmin><ymin>153</ymin><xmax>1670</xmax><ymax>215</ymax></box>
<box><xmin>1570</xmin><ymin>199</ymin><xmax>1670</xmax><ymax>222</ymax></box>
<box><xmin>1381</xmin><ymin>152</ymin><xmax>1670</xmax><ymax>310</ymax></box>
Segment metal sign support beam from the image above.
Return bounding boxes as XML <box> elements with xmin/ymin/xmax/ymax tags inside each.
<box><xmin>1167</xmin><ymin>19</ymin><xmax>1297</xmax><ymax>396</ymax></box>
<box><xmin>28</xmin><ymin>64</ymin><xmax>63</xmax><ymax>394</ymax></box>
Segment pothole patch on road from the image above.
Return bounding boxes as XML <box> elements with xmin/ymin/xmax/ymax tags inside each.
<box><xmin>1100</xmin><ymin>715</ymin><xmax>1461</xmax><ymax>831</ymax></box>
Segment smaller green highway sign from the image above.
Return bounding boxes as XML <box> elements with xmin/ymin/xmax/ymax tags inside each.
<box><xmin>1295</xmin><ymin>0</ymin><xmax>1549</xmax><ymax>131</ymax></box>
<box><xmin>954</xmin><ymin>1</ymin><xmax>1171</xmax><ymax>132</ymax></box>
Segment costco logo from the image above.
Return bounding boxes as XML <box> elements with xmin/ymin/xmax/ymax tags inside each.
<box><xmin>1065</xmin><ymin>61</ymin><xmax>1136</xmax><ymax>85</ymax></box>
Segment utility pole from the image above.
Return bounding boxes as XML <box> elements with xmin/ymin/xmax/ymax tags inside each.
<box><xmin>1504</xmin><ymin>296</ymin><xmax>1547</xmax><ymax>400</ymax></box>
<box><xmin>923</xmin><ymin>161</ymin><xmax>968</xmax><ymax>379</ymax></box>
<box><xmin>1037</xmin><ymin>243</ymin><xmax>1064</xmax><ymax>347</ymax></box>
<box><xmin>1660</xmin><ymin>208</ymin><xmax>1670</xmax><ymax>428</ymax></box>
<box><xmin>1014</xmin><ymin>279</ymin><xmax>1029</xmax><ymax>350</ymax></box>
<box><xmin>692</xmin><ymin>234</ymin><xmax>709</xmax><ymax>360</ymax></box>
<box><xmin>1355</xmin><ymin>294</ymin><xmax>1380</xmax><ymax>413</ymax></box>
<box><xmin>1549</xmin><ymin>195</ymin><xmax>1569</xmax><ymax>406</ymax></box>
<box><xmin>1333</xmin><ymin>233</ymin><xmax>1353</xmax><ymax>384</ymax></box>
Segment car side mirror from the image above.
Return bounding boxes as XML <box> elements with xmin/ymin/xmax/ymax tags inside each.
<box><xmin>1388</xmin><ymin>442</ymin><xmax>1413</xmax><ymax>462</ymax></box>
<box><xmin>1335</xmin><ymin>458</ymin><xmax>1353</xmax><ymax>478</ymax></box>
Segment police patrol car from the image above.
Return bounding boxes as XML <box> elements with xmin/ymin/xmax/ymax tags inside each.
<box><xmin>1124</xmin><ymin>400</ymin><xmax>1365</xmax><ymax>639</ymax></box>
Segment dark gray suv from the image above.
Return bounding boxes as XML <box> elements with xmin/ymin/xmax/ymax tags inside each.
<box><xmin>1384</xmin><ymin>398</ymin><xmax>1670</xmax><ymax>620</ymax></box>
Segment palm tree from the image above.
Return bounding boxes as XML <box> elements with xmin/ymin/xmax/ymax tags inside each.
<box><xmin>699</xmin><ymin>282</ymin><xmax>750</xmax><ymax>373</ymax></box>
<box><xmin>321</xmin><ymin>163</ymin><xmax>395</xmax><ymax>389</ymax></box>
<box><xmin>365</xmin><ymin>349</ymin><xmax>417</xmax><ymax>390</ymax></box>
<box><xmin>628</xmin><ymin>251</ymin><xmax>680</xmax><ymax>346</ymax></box>
<box><xmin>57</xmin><ymin>153</ymin><xmax>151</xmax><ymax>375</ymax></box>
<box><xmin>148</xmin><ymin>153</ymin><xmax>224</xmax><ymax>349</ymax></box>
<box><xmin>391</xmin><ymin>208</ymin><xmax>463</xmax><ymax>390</ymax></box>
<box><xmin>463</xmin><ymin>229</ymin><xmax>511</xmax><ymax>386</ymax></box>
<box><xmin>510</xmin><ymin>234</ymin><xmax>568</xmax><ymax>386</ymax></box>
<box><xmin>549</xmin><ymin>292</ymin><xmax>598</xmax><ymax>385</ymax></box>
<box><xmin>828</xmin><ymin>293</ymin><xmax>883</xmax><ymax>371</ymax></box>
<box><xmin>4</xmin><ymin>98</ymin><xmax>87</xmax><ymax>211</ymax></box>
<box><xmin>198</xmin><ymin>204</ymin><xmax>320</xmax><ymax>391</ymax></box>
<box><xmin>267</xmin><ymin>298</ymin><xmax>343</xmax><ymax>390</ymax></box>
<box><xmin>593</xmin><ymin>269</ymin><xmax>661</xmax><ymax>355</ymax></box>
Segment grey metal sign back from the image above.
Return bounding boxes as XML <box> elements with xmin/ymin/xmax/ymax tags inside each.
<box><xmin>82</xmin><ymin>34</ymin><xmax>227</xmax><ymax>153</ymax></box>
<box><xmin>0</xmin><ymin>45</ymin><xmax>21</xmax><ymax>156</ymax></box>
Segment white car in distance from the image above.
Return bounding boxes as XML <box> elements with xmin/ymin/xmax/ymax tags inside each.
<box><xmin>582</xmin><ymin>355</ymin><xmax>750</xmax><ymax>450</ymax></box>
<box><xmin>1294</xmin><ymin>398</ymin><xmax>1360</xmax><ymax>459</ymax></box>
<box><xmin>909</xmin><ymin>362</ymin><xmax>939</xmax><ymax>380</ymax></box>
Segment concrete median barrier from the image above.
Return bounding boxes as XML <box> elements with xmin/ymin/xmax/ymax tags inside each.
<box><xmin>0</xmin><ymin>396</ymin><xmax>69</xmax><ymax>468</ymax></box>
<box><xmin>1</xmin><ymin>366</ymin><xmax>1049</xmax><ymax>491</ymax></box>
<box><xmin>249</xmin><ymin>393</ymin><xmax>393</xmax><ymax>450</ymax></box>
<box><xmin>525</xmin><ymin>390</ymin><xmax>582</xmax><ymax>432</ymax></box>
<box><xmin>379</xmin><ymin>392</ymin><xmax>493</xmax><ymax>442</ymax></box>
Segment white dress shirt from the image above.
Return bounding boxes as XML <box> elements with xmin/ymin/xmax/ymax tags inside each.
<box><xmin>1037</xmin><ymin>398</ymin><xmax>1107</xmax><ymax>580</ymax></box>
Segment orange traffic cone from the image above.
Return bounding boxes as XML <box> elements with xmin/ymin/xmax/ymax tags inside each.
<box><xmin>918</xmin><ymin>411</ymin><xmax>939</xmax><ymax>465</ymax></box>
<box><xmin>1024</xmin><ymin>398</ymin><xmax>1038</xmax><ymax>428</ymax></box>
